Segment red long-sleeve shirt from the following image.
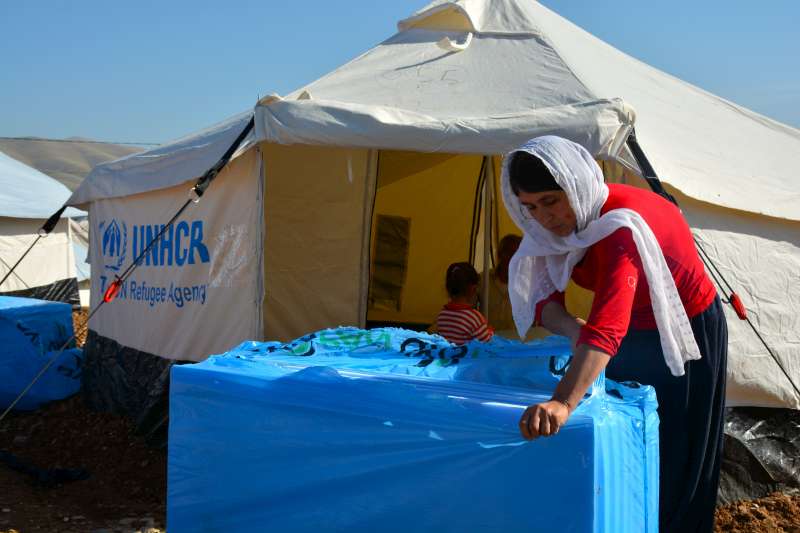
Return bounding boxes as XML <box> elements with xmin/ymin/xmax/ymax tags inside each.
<box><xmin>535</xmin><ymin>184</ymin><xmax>716</xmax><ymax>356</ymax></box>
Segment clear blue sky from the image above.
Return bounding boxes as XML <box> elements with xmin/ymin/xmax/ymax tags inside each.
<box><xmin>1</xmin><ymin>0</ymin><xmax>798</xmax><ymax>145</ymax></box>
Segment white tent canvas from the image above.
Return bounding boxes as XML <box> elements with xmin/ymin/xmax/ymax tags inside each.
<box><xmin>0</xmin><ymin>151</ymin><xmax>87</xmax><ymax>303</ymax></box>
<box><xmin>69</xmin><ymin>0</ymin><xmax>800</xmax><ymax>409</ymax></box>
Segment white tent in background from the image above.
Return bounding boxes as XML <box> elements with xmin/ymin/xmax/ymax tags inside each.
<box><xmin>68</xmin><ymin>0</ymin><xmax>800</xmax><ymax>409</ymax></box>
<box><xmin>0</xmin><ymin>151</ymin><xmax>88</xmax><ymax>304</ymax></box>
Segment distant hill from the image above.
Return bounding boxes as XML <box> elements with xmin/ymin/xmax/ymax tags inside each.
<box><xmin>0</xmin><ymin>137</ymin><xmax>146</xmax><ymax>191</ymax></box>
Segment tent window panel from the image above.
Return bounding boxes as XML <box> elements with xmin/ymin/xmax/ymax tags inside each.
<box><xmin>369</xmin><ymin>215</ymin><xmax>410</xmax><ymax>312</ymax></box>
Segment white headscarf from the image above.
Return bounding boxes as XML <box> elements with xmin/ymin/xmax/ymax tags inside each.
<box><xmin>501</xmin><ymin>136</ymin><xmax>701</xmax><ymax>377</ymax></box>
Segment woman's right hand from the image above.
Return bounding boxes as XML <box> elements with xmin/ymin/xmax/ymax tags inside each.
<box><xmin>520</xmin><ymin>344</ymin><xmax>611</xmax><ymax>440</ymax></box>
<box><xmin>519</xmin><ymin>400</ymin><xmax>571</xmax><ymax>439</ymax></box>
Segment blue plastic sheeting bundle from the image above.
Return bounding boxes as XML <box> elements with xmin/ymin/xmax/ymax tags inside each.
<box><xmin>0</xmin><ymin>296</ymin><xmax>82</xmax><ymax>410</ymax></box>
<box><xmin>168</xmin><ymin>327</ymin><xmax>659</xmax><ymax>533</ymax></box>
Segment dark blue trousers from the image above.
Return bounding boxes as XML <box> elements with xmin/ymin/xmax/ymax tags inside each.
<box><xmin>606</xmin><ymin>296</ymin><xmax>728</xmax><ymax>533</ymax></box>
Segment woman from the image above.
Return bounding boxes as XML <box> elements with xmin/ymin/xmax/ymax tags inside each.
<box><xmin>502</xmin><ymin>136</ymin><xmax>727</xmax><ymax>533</ymax></box>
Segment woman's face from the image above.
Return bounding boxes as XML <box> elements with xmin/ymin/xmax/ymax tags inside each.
<box><xmin>516</xmin><ymin>190</ymin><xmax>577</xmax><ymax>237</ymax></box>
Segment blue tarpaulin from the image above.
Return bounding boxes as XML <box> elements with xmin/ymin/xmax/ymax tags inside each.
<box><xmin>0</xmin><ymin>296</ymin><xmax>82</xmax><ymax>410</ymax></box>
<box><xmin>168</xmin><ymin>328</ymin><xmax>659</xmax><ymax>533</ymax></box>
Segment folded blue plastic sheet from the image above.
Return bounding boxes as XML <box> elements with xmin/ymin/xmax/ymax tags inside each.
<box><xmin>0</xmin><ymin>296</ymin><xmax>82</xmax><ymax>410</ymax></box>
<box><xmin>168</xmin><ymin>328</ymin><xmax>659</xmax><ymax>533</ymax></box>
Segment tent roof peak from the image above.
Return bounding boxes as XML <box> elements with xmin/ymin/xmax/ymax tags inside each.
<box><xmin>398</xmin><ymin>0</ymin><xmax>542</xmax><ymax>35</ymax></box>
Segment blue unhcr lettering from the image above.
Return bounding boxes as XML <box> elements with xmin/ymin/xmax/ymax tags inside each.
<box><xmin>132</xmin><ymin>226</ymin><xmax>140</xmax><ymax>265</ymax></box>
<box><xmin>112</xmin><ymin>220</ymin><xmax>210</xmax><ymax>269</ymax></box>
<box><xmin>167</xmin><ymin>283</ymin><xmax>208</xmax><ymax>308</ymax></box>
<box><xmin>160</xmin><ymin>224</ymin><xmax>174</xmax><ymax>265</ymax></box>
<box><xmin>171</xmin><ymin>282</ymin><xmax>185</xmax><ymax>308</ymax></box>
<box><xmin>133</xmin><ymin>225</ymin><xmax>150</xmax><ymax>266</ymax></box>
<box><xmin>129</xmin><ymin>280</ymin><xmax>168</xmax><ymax>307</ymax></box>
<box><xmin>175</xmin><ymin>222</ymin><xmax>189</xmax><ymax>266</ymax></box>
<box><xmin>144</xmin><ymin>225</ymin><xmax>159</xmax><ymax>266</ymax></box>
<box><xmin>188</xmin><ymin>221</ymin><xmax>210</xmax><ymax>265</ymax></box>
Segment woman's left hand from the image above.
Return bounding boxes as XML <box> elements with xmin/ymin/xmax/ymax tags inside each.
<box><xmin>518</xmin><ymin>400</ymin><xmax>570</xmax><ymax>440</ymax></box>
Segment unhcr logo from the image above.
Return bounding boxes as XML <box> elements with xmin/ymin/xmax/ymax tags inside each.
<box><xmin>99</xmin><ymin>218</ymin><xmax>210</xmax><ymax>270</ymax></box>
<box><xmin>99</xmin><ymin>219</ymin><xmax>127</xmax><ymax>271</ymax></box>
<box><xmin>132</xmin><ymin>221</ymin><xmax>210</xmax><ymax>267</ymax></box>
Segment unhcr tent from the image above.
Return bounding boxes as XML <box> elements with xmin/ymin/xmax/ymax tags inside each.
<box><xmin>68</xmin><ymin>0</ymin><xmax>799</xmax><ymax>418</ymax></box>
<box><xmin>0</xmin><ymin>151</ymin><xmax>87</xmax><ymax>305</ymax></box>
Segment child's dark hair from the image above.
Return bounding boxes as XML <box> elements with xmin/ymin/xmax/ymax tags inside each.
<box><xmin>508</xmin><ymin>151</ymin><xmax>562</xmax><ymax>195</ymax></box>
<box><xmin>445</xmin><ymin>262</ymin><xmax>480</xmax><ymax>298</ymax></box>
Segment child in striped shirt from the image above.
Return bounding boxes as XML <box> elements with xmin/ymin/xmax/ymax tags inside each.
<box><xmin>436</xmin><ymin>262</ymin><xmax>494</xmax><ymax>345</ymax></box>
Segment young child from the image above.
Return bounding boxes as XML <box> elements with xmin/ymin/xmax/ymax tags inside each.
<box><xmin>436</xmin><ymin>262</ymin><xmax>494</xmax><ymax>345</ymax></box>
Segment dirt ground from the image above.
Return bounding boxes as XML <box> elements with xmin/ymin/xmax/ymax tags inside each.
<box><xmin>72</xmin><ymin>309</ymin><xmax>88</xmax><ymax>349</ymax></box>
<box><xmin>1</xmin><ymin>395</ymin><xmax>798</xmax><ymax>533</ymax></box>
<box><xmin>0</xmin><ymin>395</ymin><xmax>166</xmax><ymax>533</ymax></box>
<box><xmin>715</xmin><ymin>493</ymin><xmax>800</xmax><ymax>533</ymax></box>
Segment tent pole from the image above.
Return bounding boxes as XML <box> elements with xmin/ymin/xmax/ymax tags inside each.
<box><xmin>480</xmin><ymin>156</ymin><xmax>493</xmax><ymax>317</ymax></box>
<box><xmin>360</xmin><ymin>150</ymin><xmax>379</xmax><ymax>328</ymax></box>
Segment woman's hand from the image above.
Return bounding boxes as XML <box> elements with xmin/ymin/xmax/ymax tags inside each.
<box><xmin>518</xmin><ymin>400</ymin><xmax>570</xmax><ymax>439</ymax></box>
<box><xmin>518</xmin><ymin>345</ymin><xmax>611</xmax><ymax>440</ymax></box>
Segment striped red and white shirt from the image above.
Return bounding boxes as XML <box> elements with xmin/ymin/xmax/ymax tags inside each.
<box><xmin>436</xmin><ymin>302</ymin><xmax>494</xmax><ymax>345</ymax></box>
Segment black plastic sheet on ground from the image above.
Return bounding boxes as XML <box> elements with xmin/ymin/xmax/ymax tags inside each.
<box><xmin>1</xmin><ymin>277</ymin><xmax>80</xmax><ymax>307</ymax></box>
<box><xmin>81</xmin><ymin>330</ymin><xmax>175</xmax><ymax>447</ymax></box>
<box><xmin>719</xmin><ymin>406</ymin><xmax>800</xmax><ymax>504</ymax></box>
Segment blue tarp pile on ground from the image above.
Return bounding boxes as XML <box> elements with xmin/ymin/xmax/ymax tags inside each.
<box><xmin>0</xmin><ymin>296</ymin><xmax>82</xmax><ymax>410</ymax></box>
<box><xmin>168</xmin><ymin>328</ymin><xmax>659</xmax><ymax>533</ymax></box>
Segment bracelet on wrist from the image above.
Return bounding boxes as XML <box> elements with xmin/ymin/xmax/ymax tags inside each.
<box><xmin>551</xmin><ymin>396</ymin><xmax>572</xmax><ymax>411</ymax></box>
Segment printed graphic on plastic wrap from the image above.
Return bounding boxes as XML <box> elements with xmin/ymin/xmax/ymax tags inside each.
<box><xmin>88</xmin><ymin>150</ymin><xmax>262</xmax><ymax>361</ymax></box>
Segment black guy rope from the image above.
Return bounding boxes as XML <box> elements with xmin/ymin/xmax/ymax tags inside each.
<box><xmin>693</xmin><ymin>236</ymin><xmax>800</xmax><ymax>399</ymax></box>
<box><xmin>626</xmin><ymin>130</ymin><xmax>800</xmax><ymax>400</ymax></box>
<box><xmin>0</xmin><ymin>206</ymin><xmax>68</xmax><ymax>290</ymax></box>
